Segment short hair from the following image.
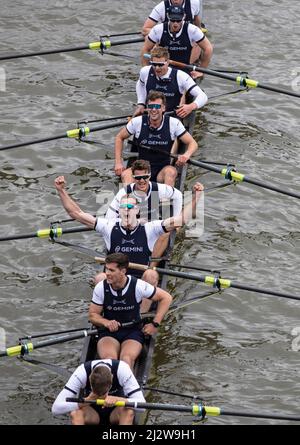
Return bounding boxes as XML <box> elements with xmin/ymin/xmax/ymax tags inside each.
<box><xmin>131</xmin><ymin>159</ymin><xmax>151</xmax><ymax>174</ymax></box>
<box><xmin>105</xmin><ymin>253</ymin><xmax>129</xmax><ymax>270</ymax></box>
<box><xmin>150</xmin><ymin>46</ymin><xmax>170</xmax><ymax>60</ymax></box>
<box><xmin>147</xmin><ymin>90</ymin><xmax>166</xmax><ymax>106</ymax></box>
<box><xmin>90</xmin><ymin>365</ymin><xmax>113</xmax><ymax>396</ymax></box>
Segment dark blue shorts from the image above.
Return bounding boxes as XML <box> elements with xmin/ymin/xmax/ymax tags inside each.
<box><xmin>98</xmin><ymin>327</ymin><xmax>145</xmax><ymax>345</ymax></box>
<box><xmin>149</xmin><ymin>162</ymin><xmax>170</xmax><ymax>182</ymax></box>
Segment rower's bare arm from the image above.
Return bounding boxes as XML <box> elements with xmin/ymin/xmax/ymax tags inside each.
<box><xmin>182</xmin><ymin>132</ymin><xmax>198</xmax><ymax>157</ymax></box>
<box><xmin>143</xmin><ymin>288</ymin><xmax>172</xmax><ymax>336</ymax></box>
<box><xmin>141</xmin><ymin>38</ymin><xmax>155</xmax><ymax>66</ymax></box>
<box><xmin>193</xmin><ymin>15</ymin><xmax>202</xmax><ymax>29</ymax></box>
<box><xmin>142</xmin><ymin>18</ymin><xmax>156</xmax><ymax>37</ymax></box>
<box><xmin>198</xmin><ymin>36</ymin><xmax>213</xmax><ymax>68</ymax></box>
<box><xmin>89</xmin><ymin>303</ymin><xmax>120</xmax><ymax>332</ymax></box>
<box><xmin>176</xmin><ymin>132</ymin><xmax>198</xmax><ymax>165</ymax></box>
<box><xmin>163</xmin><ymin>182</ymin><xmax>204</xmax><ymax>230</ymax></box>
<box><xmin>114</xmin><ymin>127</ymin><xmax>130</xmax><ymax>176</ymax></box>
<box><xmin>54</xmin><ymin>176</ymin><xmax>96</xmax><ymax>228</ymax></box>
<box><xmin>151</xmin><ymin>288</ymin><xmax>172</xmax><ymax>324</ymax></box>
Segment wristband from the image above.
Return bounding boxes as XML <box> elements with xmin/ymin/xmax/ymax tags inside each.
<box><xmin>151</xmin><ymin>321</ymin><xmax>160</xmax><ymax>328</ymax></box>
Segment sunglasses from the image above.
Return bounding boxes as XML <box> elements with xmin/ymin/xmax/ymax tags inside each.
<box><xmin>147</xmin><ymin>103</ymin><xmax>162</xmax><ymax>109</ymax></box>
<box><xmin>169</xmin><ymin>18</ymin><xmax>183</xmax><ymax>23</ymax></box>
<box><xmin>132</xmin><ymin>174</ymin><xmax>151</xmax><ymax>180</ymax></box>
<box><xmin>149</xmin><ymin>61</ymin><xmax>168</xmax><ymax>67</ymax></box>
<box><xmin>119</xmin><ymin>203</ymin><xmax>136</xmax><ymax>209</ymax></box>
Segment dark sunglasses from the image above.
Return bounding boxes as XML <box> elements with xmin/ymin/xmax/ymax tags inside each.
<box><xmin>169</xmin><ymin>18</ymin><xmax>183</xmax><ymax>23</ymax></box>
<box><xmin>149</xmin><ymin>61</ymin><xmax>168</xmax><ymax>67</ymax></box>
<box><xmin>147</xmin><ymin>103</ymin><xmax>162</xmax><ymax>110</ymax></box>
<box><xmin>132</xmin><ymin>174</ymin><xmax>151</xmax><ymax>180</ymax></box>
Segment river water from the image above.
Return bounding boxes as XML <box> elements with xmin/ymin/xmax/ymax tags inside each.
<box><xmin>0</xmin><ymin>0</ymin><xmax>299</xmax><ymax>425</ymax></box>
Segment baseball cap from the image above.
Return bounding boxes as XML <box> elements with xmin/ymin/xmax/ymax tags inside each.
<box><xmin>168</xmin><ymin>5</ymin><xmax>185</xmax><ymax>20</ymax></box>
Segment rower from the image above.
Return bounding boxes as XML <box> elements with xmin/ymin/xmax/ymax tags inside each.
<box><xmin>134</xmin><ymin>46</ymin><xmax>207</xmax><ymax>119</ymax></box>
<box><xmin>106</xmin><ymin>158</ymin><xmax>183</xmax><ymax>271</ymax></box>
<box><xmin>115</xmin><ymin>90</ymin><xmax>198</xmax><ymax>186</ymax></box>
<box><xmin>142</xmin><ymin>0</ymin><xmax>203</xmax><ymax>36</ymax></box>
<box><xmin>88</xmin><ymin>253</ymin><xmax>172</xmax><ymax>369</ymax></box>
<box><xmin>106</xmin><ymin>158</ymin><xmax>183</xmax><ymax>222</ymax></box>
<box><xmin>52</xmin><ymin>358</ymin><xmax>145</xmax><ymax>425</ymax></box>
<box><xmin>141</xmin><ymin>5</ymin><xmax>213</xmax><ymax>80</ymax></box>
<box><xmin>54</xmin><ymin>176</ymin><xmax>203</xmax><ymax>286</ymax></box>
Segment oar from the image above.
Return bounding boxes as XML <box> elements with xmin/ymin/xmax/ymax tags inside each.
<box><xmin>65</xmin><ymin>398</ymin><xmax>300</xmax><ymax>421</ymax></box>
<box><xmin>188</xmin><ymin>159</ymin><xmax>300</xmax><ymax>200</ymax></box>
<box><xmin>167</xmin><ymin>290</ymin><xmax>222</xmax><ymax>313</ymax></box>
<box><xmin>139</xmin><ymin>144</ymin><xmax>300</xmax><ymax>201</ymax></box>
<box><xmin>19</xmin><ymin>356</ymin><xmax>71</xmax><ymax>379</ymax></box>
<box><xmin>103</xmin><ymin>32</ymin><xmax>142</xmax><ymax>38</ymax></box>
<box><xmin>0</xmin><ymin>328</ymin><xmax>98</xmax><ymax>358</ymax></box>
<box><xmin>168</xmin><ymin>263</ymin><xmax>221</xmax><ymax>273</ymax></box>
<box><xmin>19</xmin><ymin>326</ymin><xmax>91</xmax><ymax>340</ymax></box>
<box><xmin>50</xmin><ymin>238</ymin><xmax>104</xmax><ymax>258</ymax></box>
<box><xmin>0</xmin><ymin>119</ymin><xmax>127</xmax><ymax>152</ymax></box>
<box><xmin>0</xmin><ymin>225</ymin><xmax>92</xmax><ymax>242</ymax></box>
<box><xmin>78</xmin><ymin>114</ymin><xmax>131</xmax><ymax>124</ymax></box>
<box><xmin>94</xmin><ymin>257</ymin><xmax>300</xmax><ymax>302</ymax></box>
<box><xmin>0</xmin><ymin>36</ymin><xmax>144</xmax><ymax>61</ymax></box>
<box><xmin>168</xmin><ymin>59</ymin><xmax>300</xmax><ymax>99</ymax></box>
<box><xmin>142</xmin><ymin>387</ymin><xmax>203</xmax><ymax>401</ymax></box>
<box><xmin>0</xmin><ymin>320</ymin><xmax>139</xmax><ymax>359</ymax></box>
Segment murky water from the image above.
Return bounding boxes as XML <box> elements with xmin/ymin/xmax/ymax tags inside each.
<box><xmin>0</xmin><ymin>0</ymin><xmax>299</xmax><ymax>425</ymax></box>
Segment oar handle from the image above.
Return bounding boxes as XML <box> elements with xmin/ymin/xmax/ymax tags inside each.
<box><xmin>66</xmin><ymin>397</ymin><xmax>85</xmax><ymax>403</ymax></box>
<box><xmin>94</xmin><ymin>256</ymin><xmax>150</xmax><ymax>272</ymax></box>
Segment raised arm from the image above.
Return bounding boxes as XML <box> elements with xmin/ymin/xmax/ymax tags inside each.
<box><xmin>54</xmin><ymin>176</ymin><xmax>96</xmax><ymax>228</ymax></box>
<box><xmin>163</xmin><ymin>182</ymin><xmax>204</xmax><ymax>231</ymax></box>
<box><xmin>169</xmin><ymin>186</ymin><xmax>183</xmax><ymax>217</ymax></box>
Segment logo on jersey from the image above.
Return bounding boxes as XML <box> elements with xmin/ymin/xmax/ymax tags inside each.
<box><xmin>149</xmin><ymin>133</ymin><xmax>162</xmax><ymax>140</ymax></box>
<box><xmin>171</xmin><ymin>39</ymin><xmax>181</xmax><ymax>45</ymax></box>
<box><xmin>121</xmin><ymin>238</ymin><xmax>135</xmax><ymax>245</ymax></box>
<box><xmin>113</xmin><ymin>299</ymin><xmax>127</xmax><ymax>305</ymax></box>
<box><xmin>155</xmin><ymin>84</ymin><xmax>168</xmax><ymax>91</ymax></box>
<box><xmin>114</xmin><ymin>246</ymin><xmax>143</xmax><ymax>253</ymax></box>
<box><xmin>107</xmin><ymin>304</ymin><xmax>135</xmax><ymax>311</ymax></box>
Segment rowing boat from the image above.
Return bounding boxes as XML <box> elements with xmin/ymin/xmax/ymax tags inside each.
<box><xmin>79</xmin><ymin>109</ymin><xmax>197</xmax><ymax>424</ymax></box>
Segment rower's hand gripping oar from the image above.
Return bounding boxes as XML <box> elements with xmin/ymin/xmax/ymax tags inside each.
<box><xmin>65</xmin><ymin>398</ymin><xmax>300</xmax><ymax>422</ymax></box>
<box><xmin>94</xmin><ymin>257</ymin><xmax>300</xmax><ymax>302</ymax></box>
